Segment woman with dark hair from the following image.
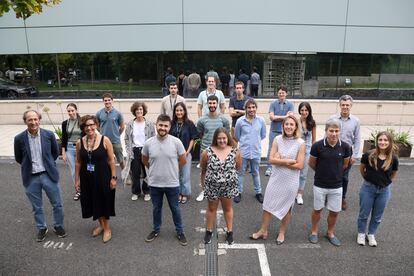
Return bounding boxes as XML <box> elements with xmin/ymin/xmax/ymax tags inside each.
<box><xmin>170</xmin><ymin>102</ymin><xmax>198</xmax><ymax>203</ymax></box>
<box><xmin>357</xmin><ymin>131</ymin><xmax>399</xmax><ymax>247</ymax></box>
<box><xmin>61</xmin><ymin>103</ymin><xmax>82</xmax><ymax>200</ymax></box>
<box><xmin>250</xmin><ymin>115</ymin><xmax>305</xmax><ymax>244</ymax></box>
<box><xmin>296</xmin><ymin>102</ymin><xmax>316</xmax><ymax>205</ymax></box>
<box><xmin>124</xmin><ymin>101</ymin><xmax>155</xmax><ymax>202</ymax></box>
<box><xmin>201</xmin><ymin>128</ymin><xmax>241</xmax><ymax>245</ymax></box>
<box><xmin>75</xmin><ymin>115</ymin><xmax>116</xmax><ymax>243</ymax></box>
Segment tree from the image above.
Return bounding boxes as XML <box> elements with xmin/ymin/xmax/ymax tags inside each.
<box><xmin>0</xmin><ymin>0</ymin><xmax>61</xmax><ymax>19</ymax></box>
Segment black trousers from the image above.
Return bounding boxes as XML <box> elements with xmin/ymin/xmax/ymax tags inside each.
<box><xmin>131</xmin><ymin>147</ymin><xmax>149</xmax><ymax>195</ymax></box>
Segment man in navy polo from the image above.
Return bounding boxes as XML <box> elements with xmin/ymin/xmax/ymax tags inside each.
<box><xmin>308</xmin><ymin>118</ymin><xmax>351</xmax><ymax>247</ymax></box>
<box><xmin>330</xmin><ymin>94</ymin><xmax>361</xmax><ymax>210</ymax></box>
<box><xmin>228</xmin><ymin>81</ymin><xmax>250</xmax><ymax>143</ymax></box>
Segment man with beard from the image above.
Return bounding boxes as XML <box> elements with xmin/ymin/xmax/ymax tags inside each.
<box><xmin>196</xmin><ymin>95</ymin><xmax>230</xmax><ymax>201</ymax></box>
<box><xmin>197</xmin><ymin>76</ymin><xmax>226</xmax><ymax>118</ymax></box>
<box><xmin>142</xmin><ymin>114</ymin><xmax>188</xmax><ymax>246</ymax></box>
<box><xmin>234</xmin><ymin>98</ymin><xmax>267</xmax><ymax>203</ymax></box>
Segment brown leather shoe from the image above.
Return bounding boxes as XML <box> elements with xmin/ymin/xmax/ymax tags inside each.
<box><xmin>92</xmin><ymin>226</ymin><xmax>103</xmax><ymax>237</ymax></box>
<box><xmin>341</xmin><ymin>199</ymin><xmax>347</xmax><ymax>211</ymax></box>
<box><xmin>103</xmin><ymin>230</ymin><xmax>112</xmax><ymax>243</ymax></box>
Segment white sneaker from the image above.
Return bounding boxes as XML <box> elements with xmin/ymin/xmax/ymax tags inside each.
<box><xmin>196</xmin><ymin>163</ymin><xmax>201</xmax><ymax>169</ymax></box>
<box><xmin>144</xmin><ymin>194</ymin><xmax>151</xmax><ymax>202</ymax></box>
<box><xmin>265</xmin><ymin>168</ymin><xmax>271</xmax><ymax>176</ymax></box>
<box><xmin>131</xmin><ymin>194</ymin><xmax>138</xmax><ymax>201</ymax></box>
<box><xmin>296</xmin><ymin>194</ymin><xmax>304</xmax><ymax>205</ymax></box>
<box><xmin>196</xmin><ymin>191</ymin><xmax>204</xmax><ymax>202</ymax></box>
<box><xmin>367</xmin><ymin>234</ymin><xmax>377</xmax><ymax>247</ymax></box>
<box><xmin>357</xmin><ymin>233</ymin><xmax>366</xmax><ymax>246</ymax></box>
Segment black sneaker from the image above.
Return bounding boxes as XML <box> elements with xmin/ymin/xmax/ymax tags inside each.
<box><xmin>37</xmin><ymin>228</ymin><xmax>48</xmax><ymax>242</ymax></box>
<box><xmin>226</xmin><ymin>231</ymin><xmax>234</xmax><ymax>245</ymax></box>
<box><xmin>177</xmin><ymin>233</ymin><xmax>188</xmax><ymax>246</ymax></box>
<box><xmin>53</xmin><ymin>226</ymin><xmax>67</xmax><ymax>238</ymax></box>
<box><xmin>255</xmin><ymin>193</ymin><xmax>264</xmax><ymax>203</ymax></box>
<box><xmin>233</xmin><ymin>194</ymin><xmax>242</xmax><ymax>203</ymax></box>
<box><xmin>145</xmin><ymin>231</ymin><xmax>159</xmax><ymax>242</ymax></box>
<box><xmin>204</xmin><ymin>230</ymin><xmax>213</xmax><ymax>244</ymax></box>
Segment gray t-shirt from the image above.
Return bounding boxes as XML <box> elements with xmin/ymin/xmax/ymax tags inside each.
<box><xmin>142</xmin><ymin>135</ymin><xmax>185</xmax><ymax>188</ymax></box>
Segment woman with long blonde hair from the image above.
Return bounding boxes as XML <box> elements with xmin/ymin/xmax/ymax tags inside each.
<box><xmin>357</xmin><ymin>131</ymin><xmax>399</xmax><ymax>247</ymax></box>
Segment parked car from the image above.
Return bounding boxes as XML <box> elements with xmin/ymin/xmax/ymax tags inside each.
<box><xmin>0</xmin><ymin>78</ymin><xmax>38</xmax><ymax>99</ymax></box>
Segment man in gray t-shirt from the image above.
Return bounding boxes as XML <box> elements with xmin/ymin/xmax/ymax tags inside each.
<box><xmin>142</xmin><ymin>114</ymin><xmax>188</xmax><ymax>246</ymax></box>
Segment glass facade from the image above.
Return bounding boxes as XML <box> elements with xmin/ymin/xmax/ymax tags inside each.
<box><xmin>1</xmin><ymin>52</ymin><xmax>414</xmax><ymax>99</ymax></box>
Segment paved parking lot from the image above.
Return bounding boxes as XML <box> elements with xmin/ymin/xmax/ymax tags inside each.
<box><xmin>0</xmin><ymin>159</ymin><xmax>413</xmax><ymax>275</ymax></box>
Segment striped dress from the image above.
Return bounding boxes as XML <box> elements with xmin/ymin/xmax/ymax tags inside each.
<box><xmin>263</xmin><ymin>135</ymin><xmax>304</xmax><ymax>220</ymax></box>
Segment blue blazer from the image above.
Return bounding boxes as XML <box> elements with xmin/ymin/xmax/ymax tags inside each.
<box><xmin>14</xmin><ymin>128</ymin><xmax>60</xmax><ymax>187</ymax></box>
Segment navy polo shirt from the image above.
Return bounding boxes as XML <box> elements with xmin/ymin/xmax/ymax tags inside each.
<box><xmin>310</xmin><ymin>138</ymin><xmax>351</xmax><ymax>189</ymax></box>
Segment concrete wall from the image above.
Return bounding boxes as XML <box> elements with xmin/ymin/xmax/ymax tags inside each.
<box><xmin>1</xmin><ymin>98</ymin><xmax>413</xmax><ymax>127</ymax></box>
<box><xmin>1</xmin><ymin>0</ymin><xmax>413</xmax><ymax>54</ymax></box>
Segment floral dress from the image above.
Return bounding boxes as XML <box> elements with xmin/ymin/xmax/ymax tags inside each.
<box><xmin>204</xmin><ymin>147</ymin><xmax>238</xmax><ymax>200</ymax></box>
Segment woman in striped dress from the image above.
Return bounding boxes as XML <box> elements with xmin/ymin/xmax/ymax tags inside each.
<box><xmin>250</xmin><ymin>115</ymin><xmax>305</xmax><ymax>244</ymax></box>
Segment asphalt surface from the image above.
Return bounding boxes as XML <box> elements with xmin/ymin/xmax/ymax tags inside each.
<box><xmin>0</xmin><ymin>159</ymin><xmax>413</xmax><ymax>276</ymax></box>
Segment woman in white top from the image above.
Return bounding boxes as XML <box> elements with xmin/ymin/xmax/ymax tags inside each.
<box><xmin>124</xmin><ymin>102</ymin><xmax>155</xmax><ymax>201</ymax></box>
<box><xmin>250</xmin><ymin>115</ymin><xmax>305</xmax><ymax>244</ymax></box>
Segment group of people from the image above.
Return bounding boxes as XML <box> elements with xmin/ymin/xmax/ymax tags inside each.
<box><xmin>163</xmin><ymin>66</ymin><xmax>261</xmax><ymax>98</ymax></box>
<box><xmin>14</xmin><ymin>76</ymin><xmax>399</xmax><ymax>248</ymax></box>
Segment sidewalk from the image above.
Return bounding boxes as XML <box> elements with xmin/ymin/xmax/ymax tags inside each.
<box><xmin>1</xmin><ymin>124</ymin><xmax>412</xmax><ymax>158</ymax></box>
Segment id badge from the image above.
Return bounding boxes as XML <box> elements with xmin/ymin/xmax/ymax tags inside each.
<box><xmin>87</xmin><ymin>163</ymin><xmax>95</xmax><ymax>172</ymax></box>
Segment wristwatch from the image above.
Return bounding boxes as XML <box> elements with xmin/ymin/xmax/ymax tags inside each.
<box><xmin>111</xmin><ymin>176</ymin><xmax>117</xmax><ymax>180</ymax></box>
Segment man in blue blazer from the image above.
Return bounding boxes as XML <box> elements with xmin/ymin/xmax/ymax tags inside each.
<box><xmin>14</xmin><ymin>110</ymin><xmax>66</xmax><ymax>242</ymax></box>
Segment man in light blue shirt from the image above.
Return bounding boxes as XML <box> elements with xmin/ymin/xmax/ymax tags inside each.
<box><xmin>266</xmin><ymin>85</ymin><xmax>294</xmax><ymax>176</ymax></box>
<box><xmin>235</xmin><ymin>98</ymin><xmax>267</xmax><ymax>203</ymax></box>
<box><xmin>330</xmin><ymin>94</ymin><xmax>361</xmax><ymax>210</ymax></box>
<box><xmin>96</xmin><ymin>93</ymin><xmax>126</xmax><ymax>169</ymax></box>
<box><xmin>197</xmin><ymin>76</ymin><xmax>226</xmax><ymax>117</ymax></box>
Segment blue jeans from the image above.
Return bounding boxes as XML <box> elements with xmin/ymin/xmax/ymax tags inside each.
<box><xmin>299</xmin><ymin>143</ymin><xmax>311</xmax><ymax>190</ymax></box>
<box><xmin>179</xmin><ymin>153</ymin><xmax>192</xmax><ymax>196</ymax></box>
<box><xmin>66</xmin><ymin>143</ymin><xmax>76</xmax><ymax>184</ymax></box>
<box><xmin>25</xmin><ymin>172</ymin><xmax>65</xmax><ymax>230</ymax></box>
<box><xmin>150</xmin><ymin>186</ymin><xmax>184</xmax><ymax>235</ymax></box>
<box><xmin>238</xmin><ymin>158</ymin><xmax>262</xmax><ymax>194</ymax></box>
<box><xmin>267</xmin><ymin>131</ymin><xmax>281</xmax><ymax>170</ymax></box>
<box><xmin>357</xmin><ymin>181</ymin><xmax>391</xmax><ymax>235</ymax></box>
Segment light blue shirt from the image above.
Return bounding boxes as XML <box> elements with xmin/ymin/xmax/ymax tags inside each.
<box><xmin>27</xmin><ymin>130</ymin><xmax>45</xmax><ymax>173</ymax></box>
<box><xmin>330</xmin><ymin>113</ymin><xmax>361</xmax><ymax>158</ymax></box>
<box><xmin>197</xmin><ymin>89</ymin><xmax>226</xmax><ymax>116</ymax></box>
<box><xmin>235</xmin><ymin>115</ymin><xmax>266</xmax><ymax>159</ymax></box>
<box><xmin>269</xmin><ymin>99</ymin><xmax>294</xmax><ymax>133</ymax></box>
<box><xmin>96</xmin><ymin>107</ymin><xmax>124</xmax><ymax>144</ymax></box>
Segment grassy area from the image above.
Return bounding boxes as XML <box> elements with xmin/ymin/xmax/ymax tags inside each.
<box><xmin>35</xmin><ymin>81</ymin><xmax>160</xmax><ymax>92</ymax></box>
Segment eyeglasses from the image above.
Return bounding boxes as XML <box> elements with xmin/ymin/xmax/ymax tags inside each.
<box><xmin>85</xmin><ymin>123</ymin><xmax>95</xmax><ymax>128</ymax></box>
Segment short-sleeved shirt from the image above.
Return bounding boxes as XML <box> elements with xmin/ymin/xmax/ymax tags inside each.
<box><xmin>160</xmin><ymin>95</ymin><xmax>185</xmax><ymax>119</ymax></box>
<box><xmin>96</xmin><ymin>108</ymin><xmax>124</xmax><ymax>144</ymax></box>
<box><xmin>197</xmin><ymin>90</ymin><xmax>226</xmax><ymax>116</ymax></box>
<box><xmin>142</xmin><ymin>135</ymin><xmax>185</xmax><ymax>188</ymax></box>
<box><xmin>310</xmin><ymin>138</ymin><xmax>352</xmax><ymax>189</ymax></box>
<box><xmin>268</xmin><ymin>100</ymin><xmax>294</xmax><ymax>133</ymax></box>
<box><xmin>361</xmin><ymin>152</ymin><xmax>399</xmax><ymax>188</ymax></box>
<box><xmin>197</xmin><ymin>115</ymin><xmax>230</xmax><ymax>150</ymax></box>
<box><xmin>229</xmin><ymin>95</ymin><xmax>250</xmax><ymax>127</ymax></box>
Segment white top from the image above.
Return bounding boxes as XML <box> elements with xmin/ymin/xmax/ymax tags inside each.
<box><xmin>133</xmin><ymin>121</ymin><xmax>145</xmax><ymax>147</ymax></box>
